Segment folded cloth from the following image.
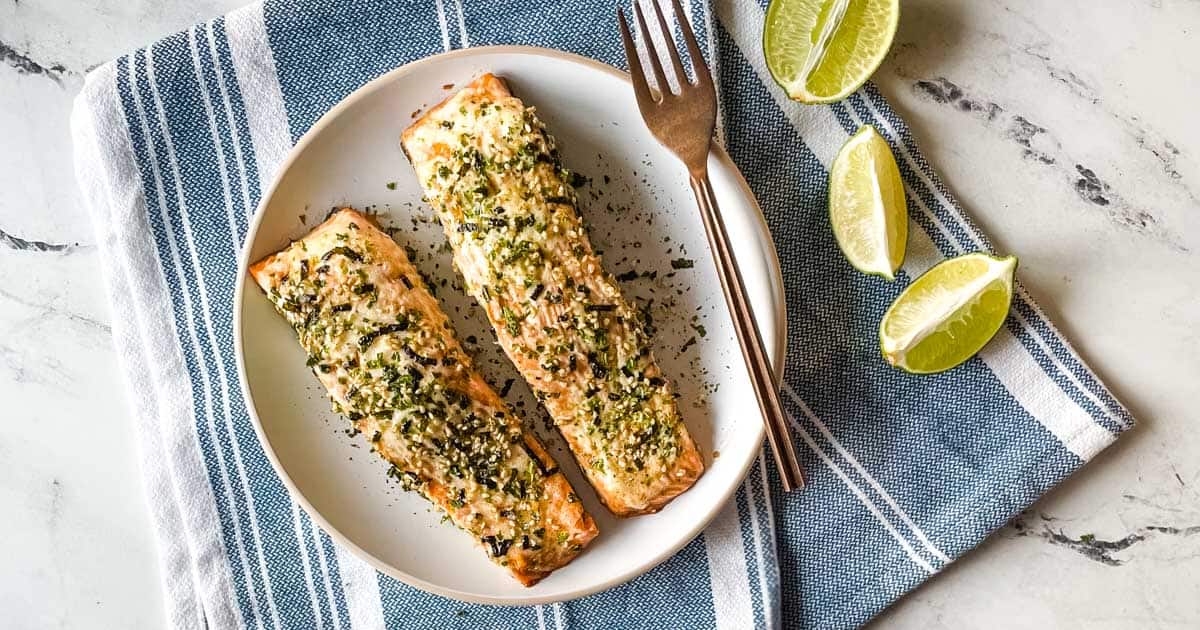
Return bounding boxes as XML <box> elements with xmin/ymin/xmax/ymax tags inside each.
<box><xmin>70</xmin><ymin>0</ymin><xmax>1134</xmax><ymax>628</ymax></box>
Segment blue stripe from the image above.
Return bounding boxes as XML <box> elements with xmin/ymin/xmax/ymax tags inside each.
<box><xmin>1006</xmin><ymin>317</ymin><xmax>1124</xmax><ymax>434</ymax></box>
<box><xmin>124</xmin><ymin>29</ymin><xmax>353</xmax><ymax>628</ymax></box>
<box><xmin>116</xmin><ymin>51</ymin><xmax>264</xmax><ymax>629</ymax></box>
<box><xmin>1009</xmin><ymin>290</ymin><xmax>1134</xmax><ymax>425</ymax></box>
<box><xmin>562</xmin><ymin>534</ymin><xmax>719</xmax><ymax>629</ymax></box>
<box><xmin>210</xmin><ymin>16</ymin><xmax>266</xmax><ymax>218</ymax></box>
<box><xmin>827</xmin><ymin>100</ymin><xmax>858</xmax><ymax>136</ymax></box>
<box><xmin>458</xmin><ymin>0</ymin><xmax>626</xmax><ymax>68</ymax></box>
<box><xmin>263</xmin><ymin>0</ymin><xmax>447</xmax><ymax>141</ymax></box>
<box><xmin>296</xmin><ymin>511</ymin><xmax>336</xmax><ymax>630</ymax></box>
<box><xmin>733</xmin><ymin>484</ymin><xmax>766</xmax><ymax>625</ymax></box>
<box><xmin>748</xmin><ymin>461</ymin><xmax>782</xmax><ymax>629</ymax></box>
<box><xmin>318</xmin><ymin>529</ymin><xmax>354</xmax><ymax>629</ymax></box>
<box><xmin>191</xmin><ymin>21</ymin><xmax>249</xmax><ymax>239</ymax></box>
<box><xmin>141</xmin><ymin>39</ymin><xmax>297</xmax><ymax>629</ymax></box>
<box><xmin>208</xmin><ymin>16</ymin><xmax>358</xmax><ymax>625</ymax></box>
<box><xmin>376</xmin><ymin>573</ymin><xmax>538</xmax><ymax>629</ymax></box>
<box><xmin>148</xmin><ymin>28</ymin><xmax>336</xmax><ymax>629</ymax></box>
<box><xmin>788</xmin><ymin>402</ymin><xmax>947</xmax><ymax>572</ymax></box>
<box><xmin>138</xmin><ymin>44</ymin><xmax>289</xmax><ymax>628</ymax></box>
<box><xmin>142</xmin><ymin>31</ymin><xmax>319</xmax><ymax>624</ymax></box>
<box><xmin>761</xmin><ymin>418</ymin><xmax>928</xmax><ymax>630</ymax></box>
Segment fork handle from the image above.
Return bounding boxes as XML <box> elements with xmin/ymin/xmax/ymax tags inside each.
<box><xmin>690</xmin><ymin>173</ymin><xmax>806</xmax><ymax>492</ymax></box>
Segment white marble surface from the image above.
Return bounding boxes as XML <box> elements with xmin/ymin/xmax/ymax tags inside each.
<box><xmin>1</xmin><ymin>0</ymin><xmax>1197</xmax><ymax>628</ymax></box>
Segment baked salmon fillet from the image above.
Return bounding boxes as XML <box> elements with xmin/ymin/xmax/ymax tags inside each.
<box><xmin>249</xmin><ymin>208</ymin><xmax>597</xmax><ymax>586</ymax></box>
<box><xmin>401</xmin><ymin>74</ymin><xmax>704</xmax><ymax>516</ymax></box>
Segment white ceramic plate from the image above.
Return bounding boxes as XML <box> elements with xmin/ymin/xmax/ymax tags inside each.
<box><xmin>235</xmin><ymin>46</ymin><xmax>785</xmax><ymax>605</ymax></box>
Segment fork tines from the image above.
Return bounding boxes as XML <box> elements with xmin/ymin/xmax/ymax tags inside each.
<box><xmin>618</xmin><ymin>0</ymin><xmax>713</xmax><ymax>100</ymax></box>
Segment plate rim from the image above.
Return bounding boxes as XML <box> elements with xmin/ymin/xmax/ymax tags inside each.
<box><xmin>233</xmin><ymin>44</ymin><xmax>787</xmax><ymax>606</ymax></box>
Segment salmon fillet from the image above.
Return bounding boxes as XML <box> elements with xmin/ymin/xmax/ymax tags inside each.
<box><xmin>249</xmin><ymin>208</ymin><xmax>598</xmax><ymax>585</ymax></box>
<box><xmin>401</xmin><ymin>74</ymin><xmax>704</xmax><ymax>516</ymax></box>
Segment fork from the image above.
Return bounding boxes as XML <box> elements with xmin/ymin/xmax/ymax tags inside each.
<box><xmin>618</xmin><ymin>0</ymin><xmax>806</xmax><ymax>491</ymax></box>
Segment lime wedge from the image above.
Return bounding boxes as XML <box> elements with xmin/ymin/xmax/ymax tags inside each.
<box><xmin>879</xmin><ymin>253</ymin><xmax>1018</xmax><ymax>374</ymax></box>
<box><xmin>829</xmin><ymin>125</ymin><xmax>907</xmax><ymax>280</ymax></box>
<box><xmin>764</xmin><ymin>0</ymin><xmax>900</xmax><ymax>103</ymax></box>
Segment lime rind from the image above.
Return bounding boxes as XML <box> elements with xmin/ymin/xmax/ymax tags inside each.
<box><xmin>879</xmin><ymin>253</ymin><xmax>1018</xmax><ymax>374</ymax></box>
<box><xmin>764</xmin><ymin>0</ymin><xmax>900</xmax><ymax>104</ymax></box>
<box><xmin>829</xmin><ymin>125</ymin><xmax>907</xmax><ymax>280</ymax></box>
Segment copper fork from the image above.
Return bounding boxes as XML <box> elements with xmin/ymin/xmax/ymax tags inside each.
<box><xmin>618</xmin><ymin>0</ymin><xmax>805</xmax><ymax>491</ymax></box>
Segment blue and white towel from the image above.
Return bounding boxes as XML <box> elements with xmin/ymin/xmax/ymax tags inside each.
<box><xmin>70</xmin><ymin>1</ymin><xmax>1134</xmax><ymax>628</ymax></box>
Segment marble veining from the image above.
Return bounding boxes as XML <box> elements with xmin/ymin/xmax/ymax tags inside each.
<box><xmin>1008</xmin><ymin>511</ymin><xmax>1200</xmax><ymax>567</ymax></box>
<box><xmin>904</xmin><ymin>73</ymin><xmax>1191</xmax><ymax>252</ymax></box>
<box><xmin>0</xmin><ymin>37</ymin><xmax>72</xmax><ymax>84</ymax></box>
<box><xmin>0</xmin><ymin>225</ymin><xmax>80</xmax><ymax>252</ymax></box>
<box><xmin>1018</xmin><ymin>44</ymin><xmax>1099</xmax><ymax>104</ymax></box>
<box><xmin>0</xmin><ymin>284</ymin><xmax>111</xmax><ymax>333</ymax></box>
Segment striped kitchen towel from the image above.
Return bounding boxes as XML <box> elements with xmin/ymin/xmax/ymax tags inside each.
<box><xmin>69</xmin><ymin>0</ymin><xmax>1134</xmax><ymax>629</ymax></box>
